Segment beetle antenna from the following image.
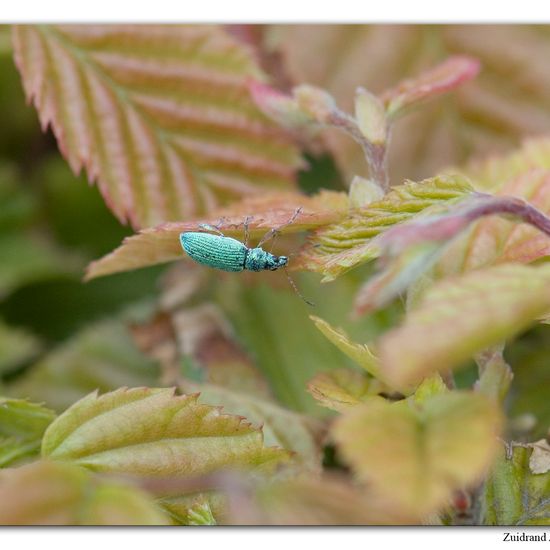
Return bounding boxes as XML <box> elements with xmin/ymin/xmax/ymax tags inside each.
<box><xmin>283</xmin><ymin>266</ymin><xmax>315</xmax><ymax>307</ymax></box>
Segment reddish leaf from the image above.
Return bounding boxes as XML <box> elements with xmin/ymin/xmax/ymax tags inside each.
<box><xmin>13</xmin><ymin>25</ymin><xmax>302</xmax><ymax>228</ymax></box>
<box><xmin>381</xmin><ymin>56</ymin><xmax>480</xmax><ymax>118</ymax></box>
<box><xmin>86</xmin><ymin>190</ymin><xmax>347</xmax><ymax>279</ymax></box>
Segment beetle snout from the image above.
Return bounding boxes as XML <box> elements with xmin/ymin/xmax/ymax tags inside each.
<box><xmin>270</xmin><ymin>255</ymin><xmax>288</xmax><ymax>270</ymax></box>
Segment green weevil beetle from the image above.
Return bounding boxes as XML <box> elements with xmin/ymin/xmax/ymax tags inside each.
<box><xmin>179</xmin><ymin>208</ymin><xmax>314</xmax><ymax>305</ymax></box>
<box><xmin>179</xmin><ymin>231</ymin><xmax>288</xmax><ymax>273</ymax></box>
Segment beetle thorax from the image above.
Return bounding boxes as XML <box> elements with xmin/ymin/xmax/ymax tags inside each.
<box><xmin>244</xmin><ymin>247</ymin><xmax>288</xmax><ymax>272</ymax></box>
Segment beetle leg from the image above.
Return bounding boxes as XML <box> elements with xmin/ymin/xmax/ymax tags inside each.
<box><xmin>258</xmin><ymin>207</ymin><xmax>303</xmax><ymax>250</ymax></box>
<box><xmin>198</xmin><ymin>223</ymin><xmax>224</xmax><ymax>236</ymax></box>
<box><xmin>243</xmin><ymin>215</ymin><xmax>252</xmax><ymax>247</ymax></box>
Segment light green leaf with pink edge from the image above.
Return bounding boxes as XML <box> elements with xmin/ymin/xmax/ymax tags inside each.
<box><xmin>0</xmin><ymin>460</ymin><xmax>170</xmax><ymax>525</ymax></box>
<box><xmin>42</xmin><ymin>387</ymin><xmax>290</xmax><ymax>477</ymax></box>
<box><xmin>354</xmin><ymin>189</ymin><xmax>550</xmax><ymax>315</ymax></box>
<box><xmin>13</xmin><ymin>25</ymin><xmax>302</xmax><ymax>229</ymax></box>
<box><xmin>297</xmin><ymin>175</ymin><xmax>474</xmax><ymax>282</ymax></box>
<box><xmin>332</xmin><ymin>391</ymin><xmax>502</xmax><ymax>517</ymax></box>
<box><xmin>378</xmin><ymin>263</ymin><xmax>550</xmax><ymax>390</ymax></box>
<box><xmin>86</xmin><ymin>190</ymin><xmax>347</xmax><ymax>279</ymax></box>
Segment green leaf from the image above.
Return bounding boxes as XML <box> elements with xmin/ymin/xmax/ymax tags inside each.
<box><xmin>0</xmin><ymin>320</ymin><xmax>42</xmax><ymax>376</ymax></box>
<box><xmin>309</xmin><ymin>316</ymin><xmax>380</xmax><ymax>379</ymax></box>
<box><xmin>506</xmin><ymin>326</ymin><xmax>550</xmax><ymax>438</ymax></box>
<box><xmin>0</xmin><ymin>460</ymin><xmax>169</xmax><ymax>525</ymax></box>
<box><xmin>307</xmin><ymin>368</ymin><xmax>386</xmax><ymax>412</ymax></box>
<box><xmin>378</xmin><ymin>263</ymin><xmax>550</xmax><ymax>390</ymax></box>
<box><xmin>159</xmin><ymin>493</ymin><xmax>222</xmax><ymax>525</ymax></box>
<box><xmin>6</xmin><ymin>319</ymin><xmax>159</xmax><ymax>411</ymax></box>
<box><xmin>13</xmin><ymin>25</ymin><xmax>301</xmax><ymax>228</ymax></box>
<box><xmin>42</xmin><ymin>387</ymin><xmax>289</xmax><ymax>477</ymax></box>
<box><xmin>411</xmin><ymin>373</ymin><xmax>448</xmax><ymax>404</ymax></box>
<box><xmin>482</xmin><ymin>443</ymin><xmax>550</xmax><ymax>525</ymax></box>
<box><xmin>181</xmin><ymin>380</ymin><xmax>324</xmax><ymax>471</ymax></box>
<box><xmin>333</xmin><ymin>391</ymin><xmax>502</xmax><ymax>516</ymax></box>
<box><xmin>0</xmin><ymin>233</ymin><xmax>81</xmax><ymax>299</ymax></box>
<box><xmin>298</xmin><ymin>175</ymin><xmax>474</xmax><ymax>281</ymax></box>
<box><xmin>85</xmin><ymin>189</ymin><xmax>346</xmax><ymax>280</ymax></box>
<box><xmin>0</xmin><ymin>398</ymin><xmax>56</xmax><ymax>467</ymax></box>
<box><xmin>217</xmin><ymin>271</ymin><xmax>390</xmax><ymax>414</ymax></box>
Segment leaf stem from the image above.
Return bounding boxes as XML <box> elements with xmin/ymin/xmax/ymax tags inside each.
<box><xmin>327</xmin><ymin>108</ymin><xmax>389</xmax><ymax>193</ymax></box>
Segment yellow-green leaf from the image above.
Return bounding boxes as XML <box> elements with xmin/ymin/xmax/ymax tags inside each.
<box><xmin>483</xmin><ymin>443</ymin><xmax>550</xmax><ymax>525</ymax></box>
<box><xmin>0</xmin><ymin>460</ymin><xmax>169</xmax><ymax>525</ymax></box>
<box><xmin>307</xmin><ymin>368</ymin><xmax>386</xmax><ymax>412</ymax></box>
<box><xmin>180</xmin><ymin>380</ymin><xmax>324</xmax><ymax>471</ymax></box>
<box><xmin>332</xmin><ymin>392</ymin><xmax>502</xmax><ymax>516</ymax></box>
<box><xmin>379</xmin><ymin>263</ymin><xmax>550</xmax><ymax>390</ymax></box>
<box><xmin>309</xmin><ymin>316</ymin><xmax>380</xmax><ymax>379</ymax></box>
<box><xmin>298</xmin><ymin>175</ymin><xmax>474</xmax><ymax>281</ymax></box>
<box><xmin>0</xmin><ymin>398</ymin><xmax>56</xmax><ymax>467</ymax></box>
<box><xmin>42</xmin><ymin>387</ymin><xmax>289</xmax><ymax>477</ymax></box>
<box><xmin>13</xmin><ymin>25</ymin><xmax>302</xmax><ymax>228</ymax></box>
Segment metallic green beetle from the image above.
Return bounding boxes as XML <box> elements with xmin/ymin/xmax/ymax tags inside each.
<box><xmin>179</xmin><ymin>231</ymin><xmax>288</xmax><ymax>273</ymax></box>
<box><xmin>179</xmin><ymin>209</ymin><xmax>314</xmax><ymax>305</ymax></box>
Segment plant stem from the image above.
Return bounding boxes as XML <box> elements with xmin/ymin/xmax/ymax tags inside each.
<box><xmin>327</xmin><ymin>109</ymin><xmax>390</xmax><ymax>193</ymax></box>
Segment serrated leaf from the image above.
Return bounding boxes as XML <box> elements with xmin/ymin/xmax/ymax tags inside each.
<box><xmin>13</xmin><ymin>25</ymin><xmax>302</xmax><ymax>228</ymax></box>
<box><xmin>309</xmin><ymin>316</ymin><xmax>380</xmax><ymax>379</ymax></box>
<box><xmin>333</xmin><ymin>392</ymin><xmax>502</xmax><ymax>516</ymax></box>
<box><xmin>298</xmin><ymin>175</ymin><xmax>474</xmax><ymax>281</ymax></box>
<box><xmin>0</xmin><ymin>460</ymin><xmax>169</xmax><ymax>525</ymax></box>
<box><xmin>274</xmin><ymin>25</ymin><xmax>550</xmax><ymax>184</ymax></box>
<box><xmin>0</xmin><ymin>398</ymin><xmax>55</xmax><ymax>467</ymax></box>
<box><xmin>42</xmin><ymin>387</ymin><xmax>289</xmax><ymax>477</ymax></box>
<box><xmin>86</xmin><ymin>190</ymin><xmax>346</xmax><ymax>279</ymax></box>
<box><xmin>355</xmin><ymin>189</ymin><xmax>550</xmax><ymax>314</ymax></box>
<box><xmin>307</xmin><ymin>368</ymin><xmax>386</xmax><ymax>412</ymax></box>
<box><xmin>379</xmin><ymin>263</ymin><xmax>550</xmax><ymax>390</ymax></box>
<box><xmin>7</xmin><ymin>320</ymin><xmax>159</xmax><ymax>411</ymax></box>
<box><xmin>0</xmin><ymin>320</ymin><xmax>42</xmax><ymax>375</ymax></box>
<box><xmin>482</xmin><ymin>443</ymin><xmax>550</xmax><ymax>525</ymax></box>
<box><xmin>180</xmin><ymin>380</ymin><xmax>324</xmax><ymax>471</ymax></box>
